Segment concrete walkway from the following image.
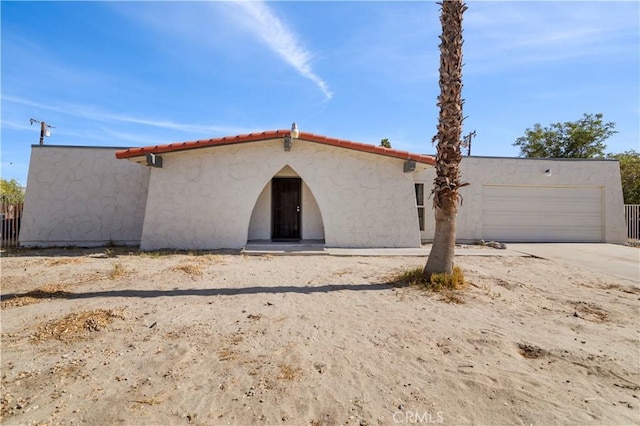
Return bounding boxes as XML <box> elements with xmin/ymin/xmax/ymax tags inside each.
<box><xmin>242</xmin><ymin>243</ymin><xmax>524</xmax><ymax>257</ymax></box>
<box><xmin>325</xmin><ymin>246</ymin><xmax>525</xmax><ymax>257</ymax></box>
<box><xmin>242</xmin><ymin>242</ymin><xmax>639</xmax><ymax>283</ymax></box>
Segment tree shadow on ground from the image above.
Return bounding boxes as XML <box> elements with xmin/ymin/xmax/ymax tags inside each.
<box><xmin>1</xmin><ymin>281</ymin><xmax>410</xmax><ymax>303</ymax></box>
<box><xmin>0</xmin><ymin>247</ymin><xmax>241</xmax><ymax>258</ymax></box>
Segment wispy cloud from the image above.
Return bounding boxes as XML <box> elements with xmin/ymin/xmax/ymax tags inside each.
<box><xmin>98</xmin><ymin>113</ymin><xmax>250</xmax><ymax>135</ymax></box>
<box><xmin>3</xmin><ymin>95</ymin><xmax>251</xmax><ymax>136</ymax></box>
<box><xmin>94</xmin><ymin>126</ymin><xmax>158</xmax><ymax>145</ymax></box>
<box><xmin>0</xmin><ymin>120</ymin><xmax>33</xmax><ymax>132</ymax></box>
<box><xmin>233</xmin><ymin>1</ymin><xmax>333</xmax><ymax>100</ymax></box>
<box><xmin>110</xmin><ymin>1</ymin><xmax>333</xmax><ymax>100</ymax></box>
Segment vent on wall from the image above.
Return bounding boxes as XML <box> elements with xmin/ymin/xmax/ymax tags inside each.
<box><xmin>146</xmin><ymin>153</ymin><xmax>163</xmax><ymax>168</ymax></box>
<box><xmin>404</xmin><ymin>160</ymin><xmax>416</xmax><ymax>173</ymax></box>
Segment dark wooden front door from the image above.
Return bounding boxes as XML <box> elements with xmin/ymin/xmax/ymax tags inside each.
<box><xmin>272</xmin><ymin>178</ymin><xmax>301</xmax><ymax>240</ymax></box>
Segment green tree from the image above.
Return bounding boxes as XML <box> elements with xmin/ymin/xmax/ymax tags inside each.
<box><xmin>0</xmin><ymin>178</ymin><xmax>25</xmax><ymax>203</ymax></box>
<box><xmin>380</xmin><ymin>138</ymin><xmax>392</xmax><ymax>149</ymax></box>
<box><xmin>514</xmin><ymin>113</ymin><xmax>617</xmax><ymax>158</ymax></box>
<box><xmin>607</xmin><ymin>150</ymin><xmax>640</xmax><ymax>204</ymax></box>
<box><xmin>425</xmin><ymin>0</ymin><xmax>468</xmax><ymax>277</ymax></box>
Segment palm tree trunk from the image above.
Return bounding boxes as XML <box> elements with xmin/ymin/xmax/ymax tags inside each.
<box><xmin>424</xmin><ymin>0</ymin><xmax>467</xmax><ymax>277</ymax></box>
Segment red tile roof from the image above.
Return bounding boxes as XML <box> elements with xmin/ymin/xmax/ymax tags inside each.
<box><xmin>115</xmin><ymin>130</ymin><xmax>435</xmax><ymax>165</ymax></box>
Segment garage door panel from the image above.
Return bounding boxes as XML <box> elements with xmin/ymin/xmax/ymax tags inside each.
<box><xmin>483</xmin><ymin>225</ymin><xmax>602</xmax><ymax>242</ymax></box>
<box><xmin>484</xmin><ymin>212</ymin><xmax>601</xmax><ymax>227</ymax></box>
<box><xmin>483</xmin><ymin>202</ymin><xmax>602</xmax><ymax>215</ymax></box>
<box><xmin>484</xmin><ymin>186</ymin><xmax>601</xmax><ymax>196</ymax></box>
<box><xmin>481</xmin><ymin>186</ymin><xmax>603</xmax><ymax>242</ymax></box>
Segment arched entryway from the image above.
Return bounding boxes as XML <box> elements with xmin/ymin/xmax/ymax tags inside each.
<box><xmin>247</xmin><ymin>166</ymin><xmax>325</xmax><ymax>243</ymax></box>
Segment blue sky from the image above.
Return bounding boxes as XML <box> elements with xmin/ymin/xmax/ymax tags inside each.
<box><xmin>2</xmin><ymin>1</ymin><xmax>639</xmax><ymax>187</ymax></box>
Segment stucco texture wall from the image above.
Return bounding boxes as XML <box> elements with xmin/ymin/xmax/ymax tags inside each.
<box><xmin>19</xmin><ymin>146</ymin><xmax>150</xmax><ymax>247</ymax></box>
<box><xmin>138</xmin><ymin>139</ymin><xmax>423</xmax><ymax>250</ymax></box>
<box><xmin>414</xmin><ymin>157</ymin><xmax>626</xmax><ymax>243</ymax></box>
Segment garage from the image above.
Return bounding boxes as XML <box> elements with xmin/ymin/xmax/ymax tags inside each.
<box><xmin>481</xmin><ymin>185</ymin><xmax>603</xmax><ymax>242</ymax></box>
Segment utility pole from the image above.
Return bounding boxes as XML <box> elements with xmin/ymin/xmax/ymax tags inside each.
<box><xmin>29</xmin><ymin>118</ymin><xmax>55</xmax><ymax>145</ymax></box>
<box><xmin>461</xmin><ymin>130</ymin><xmax>476</xmax><ymax>156</ymax></box>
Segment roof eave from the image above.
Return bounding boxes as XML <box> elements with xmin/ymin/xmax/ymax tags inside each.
<box><xmin>115</xmin><ymin>130</ymin><xmax>436</xmax><ymax>166</ymax></box>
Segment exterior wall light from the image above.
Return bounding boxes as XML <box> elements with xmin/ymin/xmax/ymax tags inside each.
<box><xmin>544</xmin><ymin>169</ymin><xmax>552</xmax><ymax>176</ymax></box>
<box><xmin>290</xmin><ymin>122</ymin><xmax>300</xmax><ymax>139</ymax></box>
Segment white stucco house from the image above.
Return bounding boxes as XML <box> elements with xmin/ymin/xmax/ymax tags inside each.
<box><xmin>18</xmin><ymin>129</ymin><xmax>627</xmax><ymax>249</ymax></box>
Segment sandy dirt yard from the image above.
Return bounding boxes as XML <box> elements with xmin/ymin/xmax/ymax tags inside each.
<box><xmin>1</xmin><ymin>247</ymin><xmax>638</xmax><ymax>425</ymax></box>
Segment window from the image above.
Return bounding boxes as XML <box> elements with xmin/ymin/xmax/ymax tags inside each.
<box><xmin>415</xmin><ymin>183</ymin><xmax>425</xmax><ymax>231</ymax></box>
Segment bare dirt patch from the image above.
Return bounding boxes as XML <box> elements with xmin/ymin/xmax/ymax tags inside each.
<box><xmin>0</xmin><ymin>249</ymin><xmax>638</xmax><ymax>425</ymax></box>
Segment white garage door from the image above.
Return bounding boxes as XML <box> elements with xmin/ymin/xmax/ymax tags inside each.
<box><xmin>482</xmin><ymin>185</ymin><xmax>603</xmax><ymax>242</ymax></box>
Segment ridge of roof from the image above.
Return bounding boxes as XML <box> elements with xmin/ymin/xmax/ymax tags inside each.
<box><xmin>114</xmin><ymin>130</ymin><xmax>436</xmax><ymax>165</ymax></box>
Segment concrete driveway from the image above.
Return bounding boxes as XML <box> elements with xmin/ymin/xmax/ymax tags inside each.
<box><xmin>509</xmin><ymin>243</ymin><xmax>640</xmax><ymax>283</ymax></box>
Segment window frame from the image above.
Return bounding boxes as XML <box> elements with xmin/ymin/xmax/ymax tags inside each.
<box><xmin>415</xmin><ymin>183</ymin><xmax>425</xmax><ymax>231</ymax></box>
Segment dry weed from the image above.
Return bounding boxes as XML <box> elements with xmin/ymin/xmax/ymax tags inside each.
<box><xmin>31</xmin><ymin>308</ymin><xmax>125</xmax><ymax>343</ymax></box>
<box><xmin>108</xmin><ymin>262</ymin><xmax>127</xmax><ymax>279</ymax></box>
<box><xmin>472</xmin><ymin>282</ymin><xmax>502</xmax><ymax>300</ymax></box>
<box><xmin>138</xmin><ymin>251</ymin><xmax>171</xmax><ymax>258</ymax></box>
<box><xmin>132</xmin><ymin>397</ymin><xmax>163</xmax><ymax>406</ymax></box>
<box><xmin>440</xmin><ymin>290</ymin><xmax>466</xmax><ymax>304</ymax></box>
<box><xmin>229</xmin><ymin>334</ymin><xmax>244</xmax><ymax>345</ymax></box>
<box><xmin>518</xmin><ymin>343</ymin><xmax>548</xmax><ymax>359</ymax></box>
<box><xmin>47</xmin><ymin>258</ymin><xmax>86</xmax><ymax>267</ymax></box>
<box><xmin>570</xmin><ymin>301</ymin><xmax>608</xmax><ymax>322</ymax></box>
<box><xmin>199</xmin><ymin>254</ymin><xmax>227</xmax><ymax>264</ymax></box>
<box><xmin>601</xmin><ymin>283</ymin><xmax>640</xmax><ymax>294</ymax></box>
<box><xmin>171</xmin><ymin>263</ymin><xmax>204</xmax><ymax>276</ymax></box>
<box><xmin>218</xmin><ymin>348</ymin><xmax>238</xmax><ymax>361</ymax></box>
<box><xmin>278</xmin><ymin>364</ymin><xmax>302</xmax><ymax>381</ymax></box>
<box><xmin>1</xmin><ymin>284</ymin><xmax>71</xmax><ymax>308</ymax></box>
<box><xmin>429</xmin><ymin>267</ymin><xmax>467</xmax><ymax>291</ymax></box>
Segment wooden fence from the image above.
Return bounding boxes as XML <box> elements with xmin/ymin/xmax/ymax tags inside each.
<box><xmin>1</xmin><ymin>202</ymin><xmax>24</xmax><ymax>250</ymax></box>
